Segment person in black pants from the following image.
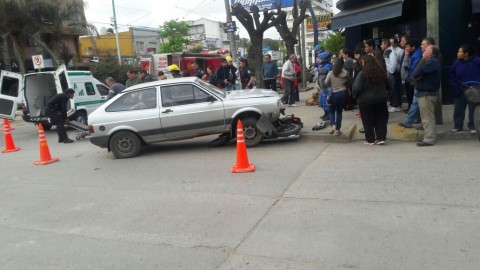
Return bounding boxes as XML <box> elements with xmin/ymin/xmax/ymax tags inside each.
<box><xmin>46</xmin><ymin>88</ymin><xmax>75</xmax><ymax>143</ymax></box>
<box><xmin>352</xmin><ymin>54</ymin><xmax>391</xmax><ymax>145</ymax></box>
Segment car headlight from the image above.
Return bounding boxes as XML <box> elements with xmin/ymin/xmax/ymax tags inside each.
<box><xmin>277</xmin><ymin>99</ymin><xmax>283</xmax><ymax>108</ymax></box>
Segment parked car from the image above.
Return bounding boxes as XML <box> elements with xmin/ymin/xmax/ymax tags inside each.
<box><xmin>87</xmin><ymin>77</ymin><xmax>298</xmax><ymax>158</ymax></box>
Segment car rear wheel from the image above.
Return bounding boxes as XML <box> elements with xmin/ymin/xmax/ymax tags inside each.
<box><xmin>240</xmin><ymin>117</ymin><xmax>263</xmax><ymax>147</ymax></box>
<box><xmin>109</xmin><ymin>131</ymin><xmax>142</xmax><ymax>159</ymax></box>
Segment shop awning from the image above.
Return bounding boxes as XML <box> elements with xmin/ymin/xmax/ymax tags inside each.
<box><xmin>473</xmin><ymin>0</ymin><xmax>480</xmax><ymax>13</ymax></box>
<box><xmin>331</xmin><ymin>0</ymin><xmax>403</xmax><ymax>30</ymax></box>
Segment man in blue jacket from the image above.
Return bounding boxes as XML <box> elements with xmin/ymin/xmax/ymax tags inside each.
<box><xmin>414</xmin><ymin>45</ymin><xmax>441</xmax><ymax>146</ymax></box>
<box><xmin>262</xmin><ymin>54</ymin><xmax>278</xmax><ymax>91</ymax></box>
<box><xmin>400</xmin><ymin>38</ymin><xmax>426</xmax><ymax>128</ymax></box>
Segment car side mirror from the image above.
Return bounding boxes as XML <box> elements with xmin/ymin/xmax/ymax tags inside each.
<box><xmin>207</xmin><ymin>95</ymin><xmax>216</xmax><ymax>102</ymax></box>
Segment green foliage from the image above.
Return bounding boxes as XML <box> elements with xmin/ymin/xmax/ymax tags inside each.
<box><xmin>323</xmin><ymin>32</ymin><xmax>345</xmax><ymax>56</ymax></box>
<box><xmin>159</xmin><ymin>20</ymin><xmax>191</xmax><ymax>53</ymax></box>
<box><xmin>189</xmin><ymin>45</ymin><xmax>204</xmax><ymax>53</ymax></box>
<box><xmin>263</xmin><ymin>38</ymin><xmax>280</xmax><ymax>51</ymax></box>
<box><xmin>89</xmin><ymin>60</ymin><xmax>135</xmax><ymax>86</ymax></box>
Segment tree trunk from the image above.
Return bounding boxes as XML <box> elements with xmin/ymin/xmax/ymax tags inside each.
<box><xmin>10</xmin><ymin>34</ymin><xmax>25</xmax><ymax>74</ymax></box>
<box><xmin>285</xmin><ymin>39</ymin><xmax>296</xmax><ymax>57</ymax></box>
<box><xmin>251</xmin><ymin>33</ymin><xmax>264</xmax><ymax>88</ymax></box>
<box><xmin>1</xmin><ymin>33</ymin><xmax>11</xmax><ymax>71</ymax></box>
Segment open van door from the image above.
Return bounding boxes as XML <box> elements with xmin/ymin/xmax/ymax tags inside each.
<box><xmin>0</xmin><ymin>70</ymin><xmax>23</xmax><ymax>120</ymax></box>
<box><xmin>54</xmin><ymin>65</ymin><xmax>75</xmax><ymax>116</ymax></box>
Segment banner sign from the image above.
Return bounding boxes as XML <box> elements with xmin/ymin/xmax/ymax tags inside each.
<box><xmin>306</xmin><ymin>13</ymin><xmax>332</xmax><ymax>32</ymax></box>
<box><xmin>231</xmin><ymin>0</ymin><xmax>294</xmax><ymax>11</ymax></box>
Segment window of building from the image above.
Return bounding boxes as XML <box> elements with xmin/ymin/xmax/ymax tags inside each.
<box><xmin>136</xmin><ymin>41</ymin><xmax>145</xmax><ymax>51</ymax></box>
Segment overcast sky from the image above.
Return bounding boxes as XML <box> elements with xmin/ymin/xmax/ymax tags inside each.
<box><xmin>83</xmin><ymin>0</ymin><xmax>338</xmax><ymax>39</ymax></box>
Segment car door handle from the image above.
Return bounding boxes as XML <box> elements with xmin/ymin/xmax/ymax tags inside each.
<box><xmin>162</xmin><ymin>109</ymin><xmax>173</xmax><ymax>113</ymax></box>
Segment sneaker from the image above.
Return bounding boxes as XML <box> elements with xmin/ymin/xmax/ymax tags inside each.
<box><xmin>288</xmin><ymin>104</ymin><xmax>298</xmax><ymax>107</ymax></box>
<box><xmin>328</xmin><ymin>125</ymin><xmax>336</xmax><ymax>134</ymax></box>
<box><xmin>470</xmin><ymin>129</ymin><xmax>477</xmax><ymax>134</ymax></box>
<box><xmin>335</xmin><ymin>130</ymin><xmax>342</xmax><ymax>136</ymax></box>
<box><xmin>364</xmin><ymin>141</ymin><xmax>374</xmax><ymax>145</ymax></box>
<box><xmin>416</xmin><ymin>141</ymin><xmax>434</xmax><ymax>147</ymax></box>
<box><xmin>398</xmin><ymin>123</ymin><xmax>413</xmax><ymax>128</ymax></box>
<box><xmin>388</xmin><ymin>106</ymin><xmax>401</xmax><ymax>113</ymax></box>
<box><xmin>63</xmin><ymin>138</ymin><xmax>74</xmax><ymax>143</ymax></box>
<box><xmin>374</xmin><ymin>140</ymin><xmax>385</xmax><ymax>145</ymax></box>
<box><xmin>451</xmin><ymin>128</ymin><xmax>462</xmax><ymax>132</ymax></box>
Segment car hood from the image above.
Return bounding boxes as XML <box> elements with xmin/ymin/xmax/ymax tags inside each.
<box><xmin>226</xmin><ymin>88</ymin><xmax>279</xmax><ymax>100</ymax></box>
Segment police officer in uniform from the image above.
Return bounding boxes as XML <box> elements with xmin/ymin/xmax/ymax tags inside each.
<box><xmin>46</xmin><ymin>88</ymin><xmax>75</xmax><ymax>143</ymax></box>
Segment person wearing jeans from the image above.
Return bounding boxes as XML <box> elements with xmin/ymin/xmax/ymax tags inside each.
<box><xmin>325</xmin><ymin>58</ymin><xmax>349</xmax><ymax>135</ymax></box>
<box><xmin>401</xmin><ymin>89</ymin><xmax>420</xmax><ymax>127</ymax></box>
<box><xmin>328</xmin><ymin>91</ymin><xmax>349</xmax><ymax>133</ymax></box>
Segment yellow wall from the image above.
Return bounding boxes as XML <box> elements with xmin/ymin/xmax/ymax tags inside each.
<box><xmin>79</xmin><ymin>29</ymin><xmax>134</xmax><ymax>57</ymax></box>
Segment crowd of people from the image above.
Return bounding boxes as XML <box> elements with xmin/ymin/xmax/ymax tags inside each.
<box><xmin>312</xmin><ymin>37</ymin><xmax>480</xmax><ymax>147</ymax></box>
<box><xmin>103</xmin><ymin>39</ymin><xmax>479</xmax><ymax>147</ymax></box>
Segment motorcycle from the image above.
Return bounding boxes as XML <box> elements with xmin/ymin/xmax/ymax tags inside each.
<box><xmin>208</xmin><ymin>108</ymin><xmax>303</xmax><ymax>147</ymax></box>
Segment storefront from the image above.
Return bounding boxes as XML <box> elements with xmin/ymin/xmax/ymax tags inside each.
<box><xmin>331</xmin><ymin>0</ymin><xmax>480</xmax><ymax>104</ymax></box>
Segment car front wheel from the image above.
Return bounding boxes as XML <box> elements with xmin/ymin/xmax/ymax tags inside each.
<box><xmin>109</xmin><ymin>131</ymin><xmax>142</xmax><ymax>159</ymax></box>
<box><xmin>240</xmin><ymin>117</ymin><xmax>263</xmax><ymax>147</ymax></box>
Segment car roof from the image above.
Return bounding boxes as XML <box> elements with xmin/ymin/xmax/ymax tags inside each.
<box><xmin>125</xmin><ymin>77</ymin><xmax>198</xmax><ymax>91</ymax></box>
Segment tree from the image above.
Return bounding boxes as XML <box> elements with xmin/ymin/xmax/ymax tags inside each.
<box><xmin>0</xmin><ymin>0</ymin><xmax>97</xmax><ymax>73</ymax></box>
<box><xmin>231</xmin><ymin>3</ymin><xmax>280</xmax><ymax>88</ymax></box>
<box><xmin>159</xmin><ymin>20</ymin><xmax>190</xmax><ymax>53</ymax></box>
<box><xmin>273</xmin><ymin>0</ymin><xmax>310</xmax><ymax>57</ymax></box>
<box><xmin>323</xmin><ymin>32</ymin><xmax>345</xmax><ymax>56</ymax></box>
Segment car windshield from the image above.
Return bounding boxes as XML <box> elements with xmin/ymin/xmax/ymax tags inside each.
<box><xmin>196</xmin><ymin>78</ymin><xmax>225</xmax><ymax>98</ymax></box>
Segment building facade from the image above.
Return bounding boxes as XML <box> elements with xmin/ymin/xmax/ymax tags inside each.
<box><xmin>79</xmin><ymin>27</ymin><xmax>161</xmax><ymax>64</ymax></box>
<box><xmin>331</xmin><ymin>0</ymin><xmax>480</xmax><ymax>104</ymax></box>
<box><xmin>187</xmin><ymin>18</ymin><xmax>231</xmax><ymax>51</ymax></box>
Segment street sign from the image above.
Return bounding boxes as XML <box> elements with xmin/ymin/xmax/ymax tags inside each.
<box><xmin>32</xmin><ymin>55</ymin><xmax>44</xmax><ymax>69</ymax></box>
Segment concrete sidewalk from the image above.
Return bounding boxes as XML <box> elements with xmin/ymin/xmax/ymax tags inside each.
<box><xmin>286</xmin><ymin>83</ymin><xmax>479</xmax><ymax>143</ymax></box>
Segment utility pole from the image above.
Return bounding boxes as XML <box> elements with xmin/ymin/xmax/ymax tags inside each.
<box><xmin>112</xmin><ymin>0</ymin><xmax>122</xmax><ymax>65</ymax></box>
<box><xmin>300</xmin><ymin>20</ymin><xmax>307</xmax><ymax>88</ymax></box>
<box><xmin>223</xmin><ymin>0</ymin><xmax>237</xmax><ymax>59</ymax></box>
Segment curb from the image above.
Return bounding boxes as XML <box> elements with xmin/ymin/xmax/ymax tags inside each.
<box><xmin>300</xmin><ymin>124</ymin><xmax>479</xmax><ymax>143</ymax></box>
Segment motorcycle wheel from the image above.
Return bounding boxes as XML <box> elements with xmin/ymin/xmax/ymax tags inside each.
<box><xmin>272</xmin><ymin>122</ymin><xmax>302</xmax><ymax>137</ymax></box>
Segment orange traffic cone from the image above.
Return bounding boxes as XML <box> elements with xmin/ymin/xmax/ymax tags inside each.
<box><xmin>34</xmin><ymin>123</ymin><xmax>59</xmax><ymax>165</ymax></box>
<box><xmin>231</xmin><ymin>120</ymin><xmax>255</xmax><ymax>173</ymax></box>
<box><xmin>1</xmin><ymin>119</ymin><xmax>20</xmax><ymax>153</ymax></box>
<box><xmin>3</xmin><ymin>119</ymin><xmax>14</xmax><ymax>131</ymax></box>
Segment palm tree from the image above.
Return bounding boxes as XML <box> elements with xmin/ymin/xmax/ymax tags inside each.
<box><xmin>0</xmin><ymin>0</ymin><xmax>97</xmax><ymax>73</ymax></box>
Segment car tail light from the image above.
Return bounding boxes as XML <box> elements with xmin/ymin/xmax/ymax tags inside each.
<box><xmin>87</xmin><ymin>125</ymin><xmax>94</xmax><ymax>133</ymax></box>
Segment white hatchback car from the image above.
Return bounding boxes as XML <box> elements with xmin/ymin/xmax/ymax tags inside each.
<box><xmin>87</xmin><ymin>77</ymin><xmax>285</xmax><ymax>158</ymax></box>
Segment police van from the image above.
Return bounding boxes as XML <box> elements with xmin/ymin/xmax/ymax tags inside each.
<box><xmin>0</xmin><ymin>65</ymin><xmax>108</xmax><ymax>130</ymax></box>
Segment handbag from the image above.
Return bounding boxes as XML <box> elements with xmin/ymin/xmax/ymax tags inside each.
<box><xmin>463</xmin><ymin>84</ymin><xmax>480</xmax><ymax>105</ymax></box>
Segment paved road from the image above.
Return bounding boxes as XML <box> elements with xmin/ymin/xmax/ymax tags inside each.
<box><xmin>0</xmin><ymin>123</ymin><xmax>479</xmax><ymax>269</ymax></box>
